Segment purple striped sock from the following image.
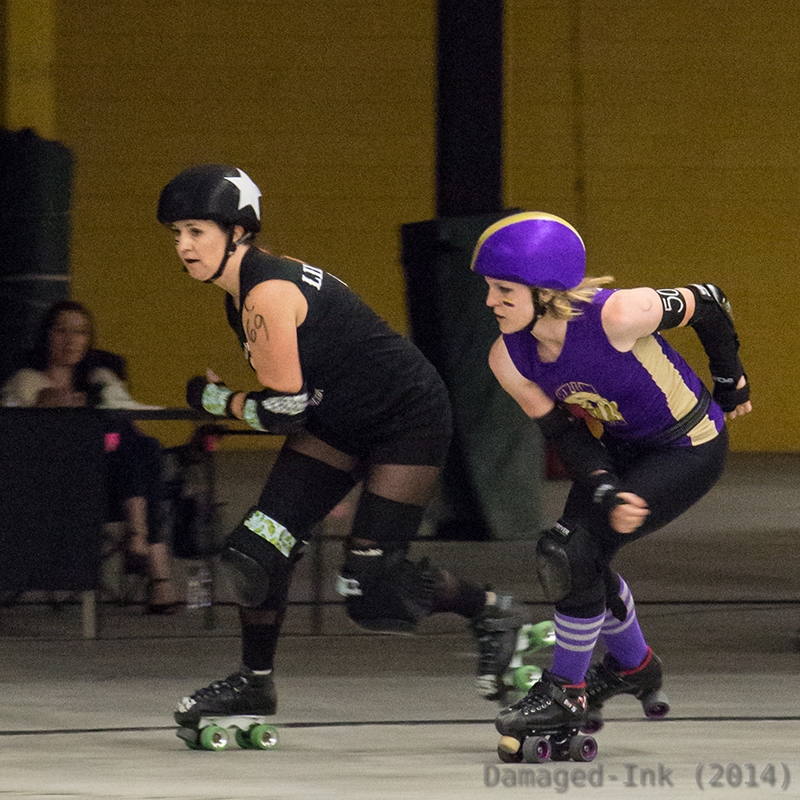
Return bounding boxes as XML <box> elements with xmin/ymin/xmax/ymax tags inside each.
<box><xmin>600</xmin><ymin>576</ymin><xmax>649</xmax><ymax>669</ymax></box>
<box><xmin>550</xmin><ymin>611</ymin><xmax>605</xmax><ymax>684</ymax></box>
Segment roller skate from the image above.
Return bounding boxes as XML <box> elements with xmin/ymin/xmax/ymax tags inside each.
<box><xmin>470</xmin><ymin>595</ymin><xmax>526</xmax><ymax>701</ymax></box>
<box><xmin>582</xmin><ymin>648</ymin><xmax>670</xmax><ymax>733</ymax></box>
<box><xmin>495</xmin><ymin>670</ymin><xmax>597</xmax><ymax>764</ymax></box>
<box><xmin>174</xmin><ymin>667</ymin><xmax>279</xmax><ymax>751</ymax></box>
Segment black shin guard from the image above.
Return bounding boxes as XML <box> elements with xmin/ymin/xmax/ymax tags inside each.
<box><xmin>241</xmin><ymin>620</ymin><xmax>283</xmax><ymax>672</ymax></box>
<box><xmin>257</xmin><ymin>448</ymin><xmax>358</xmax><ymax>533</ymax></box>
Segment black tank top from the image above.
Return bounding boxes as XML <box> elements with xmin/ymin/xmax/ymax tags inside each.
<box><xmin>225</xmin><ymin>249</ymin><xmax>448</xmax><ymax>454</ymax></box>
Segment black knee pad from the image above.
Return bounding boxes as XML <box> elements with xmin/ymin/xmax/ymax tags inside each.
<box><xmin>535</xmin><ymin>520</ymin><xmax>574</xmax><ymax>602</ymax></box>
<box><xmin>220</xmin><ymin>448</ymin><xmax>356</xmax><ymax>609</ymax></box>
<box><xmin>218</xmin><ymin>507</ymin><xmax>306</xmax><ymax>607</ymax></box>
<box><xmin>337</xmin><ymin>547</ymin><xmax>438</xmax><ymax>632</ymax></box>
<box><xmin>535</xmin><ymin>518</ymin><xmax>603</xmax><ymax>603</ymax></box>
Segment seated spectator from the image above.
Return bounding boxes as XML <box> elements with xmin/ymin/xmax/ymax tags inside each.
<box><xmin>1</xmin><ymin>300</ymin><xmax>180</xmax><ymax>613</ymax></box>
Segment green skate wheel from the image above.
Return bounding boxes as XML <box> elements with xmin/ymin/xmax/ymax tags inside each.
<box><xmin>512</xmin><ymin>665</ymin><xmax>543</xmax><ymax>691</ymax></box>
<box><xmin>235</xmin><ymin>728</ymin><xmax>255</xmax><ymax>749</ymax></box>
<box><xmin>248</xmin><ymin>724</ymin><xmax>279</xmax><ymax>750</ymax></box>
<box><xmin>199</xmin><ymin>724</ymin><xmax>229</xmax><ymax>751</ymax></box>
<box><xmin>527</xmin><ymin>621</ymin><xmax>556</xmax><ymax>651</ymax></box>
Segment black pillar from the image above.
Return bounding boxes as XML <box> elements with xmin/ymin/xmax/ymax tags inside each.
<box><xmin>0</xmin><ymin>128</ymin><xmax>74</xmax><ymax>384</ymax></box>
<box><xmin>436</xmin><ymin>0</ymin><xmax>504</xmax><ymax>216</ymax></box>
<box><xmin>401</xmin><ymin>1</ymin><xmax>542</xmax><ymax>540</ymax></box>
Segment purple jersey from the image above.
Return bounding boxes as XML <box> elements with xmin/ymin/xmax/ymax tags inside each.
<box><xmin>503</xmin><ymin>289</ymin><xmax>724</xmax><ymax>446</ymax></box>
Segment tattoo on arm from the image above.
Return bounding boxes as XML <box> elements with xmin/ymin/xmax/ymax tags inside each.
<box><xmin>243</xmin><ymin>302</ymin><xmax>268</xmax><ymax>343</ymax></box>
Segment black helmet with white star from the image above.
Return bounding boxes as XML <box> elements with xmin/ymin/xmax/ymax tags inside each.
<box><xmin>157</xmin><ymin>164</ymin><xmax>261</xmax><ymax>233</ymax></box>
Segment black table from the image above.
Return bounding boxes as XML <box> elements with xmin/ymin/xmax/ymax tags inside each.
<box><xmin>0</xmin><ymin>407</ymin><xmax>218</xmax><ymax>636</ymax></box>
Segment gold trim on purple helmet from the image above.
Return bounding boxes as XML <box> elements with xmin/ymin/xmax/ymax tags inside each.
<box><xmin>471</xmin><ymin>212</ymin><xmax>585</xmax><ymax>290</ymax></box>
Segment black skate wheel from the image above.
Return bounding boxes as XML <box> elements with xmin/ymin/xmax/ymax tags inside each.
<box><xmin>497</xmin><ymin>746</ymin><xmax>522</xmax><ymax>763</ymax></box>
<box><xmin>581</xmin><ymin>708</ymin><xmax>603</xmax><ymax>734</ymax></box>
<box><xmin>643</xmin><ymin>690</ymin><xmax>670</xmax><ymax>719</ymax></box>
<box><xmin>522</xmin><ymin>735</ymin><xmax>551</xmax><ymax>763</ymax></box>
<box><xmin>497</xmin><ymin>735</ymin><xmax>522</xmax><ymax>763</ymax></box>
<box><xmin>568</xmin><ymin>734</ymin><xmax>597</xmax><ymax>763</ymax></box>
<box><xmin>548</xmin><ymin>733</ymin><xmax>571</xmax><ymax>761</ymax></box>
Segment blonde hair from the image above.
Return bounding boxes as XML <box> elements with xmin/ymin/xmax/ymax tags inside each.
<box><xmin>542</xmin><ymin>275</ymin><xmax>615</xmax><ymax>320</ymax></box>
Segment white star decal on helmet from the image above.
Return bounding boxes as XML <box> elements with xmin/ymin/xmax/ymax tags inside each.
<box><xmin>224</xmin><ymin>169</ymin><xmax>261</xmax><ymax>219</ymax></box>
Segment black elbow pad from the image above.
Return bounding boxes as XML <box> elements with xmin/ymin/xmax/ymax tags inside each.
<box><xmin>242</xmin><ymin>385</ymin><xmax>310</xmax><ymax>434</ymax></box>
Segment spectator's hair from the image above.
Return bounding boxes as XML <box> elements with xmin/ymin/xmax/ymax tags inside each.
<box><xmin>26</xmin><ymin>300</ymin><xmax>96</xmax><ymax>394</ymax></box>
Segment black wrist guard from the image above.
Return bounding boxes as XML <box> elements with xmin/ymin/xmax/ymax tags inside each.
<box><xmin>536</xmin><ymin>404</ymin><xmax>613</xmax><ymax>480</ymax></box>
<box><xmin>587</xmin><ymin>472</ymin><xmax>623</xmax><ymax>516</ymax></box>
<box><xmin>242</xmin><ymin>384</ymin><xmax>311</xmax><ymax>434</ymax></box>
<box><xmin>712</xmin><ymin>374</ymin><xmax>750</xmax><ymax>413</ymax></box>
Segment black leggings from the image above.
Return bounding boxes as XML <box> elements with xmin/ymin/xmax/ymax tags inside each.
<box><xmin>555</xmin><ymin>428</ymin><xmax>729</xmax><ymax>617</ymax></box>
<box><xmin>248</xmin><ymin>429</ymin><xmax>447</xmax><ymax>615</ymax></box>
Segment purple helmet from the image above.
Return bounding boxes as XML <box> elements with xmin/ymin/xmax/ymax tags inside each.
<box><xmin>157</xmin><ymin>164</ymin><xmax>261</xmax><ymax>233</ymax></box>
<box><xmin>471</xmin><ymin>212</ymin><xmax>585</xmax><ymax>290</ymax></box>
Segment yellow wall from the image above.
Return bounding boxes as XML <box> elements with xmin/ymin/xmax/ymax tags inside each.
<box><xmin>3</xmin><ymin>0</ymin><xmax>56</xmax><ymax>137</ymax></box>
<box><xmin>48</xmin><ymin>0</ymin><xmax>437</xmax><ymax>444</ymax></box>
<box><xmin>4</xmin><ymin>1</ymin><xmax>796</xmax><ymax>450</ymax></box>
<box><xmin>505</xmin><ymin>0</ymin><xmax>799</xmax><ymax>451</ymax></box>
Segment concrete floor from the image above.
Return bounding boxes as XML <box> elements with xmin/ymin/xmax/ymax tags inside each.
<box><xmin>1</xmin><ymin>451</ymin><xmax>799</xmax><ymax>799</ymax></box>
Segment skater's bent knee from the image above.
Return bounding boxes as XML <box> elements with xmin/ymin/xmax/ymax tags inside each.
<box><xmin>536</xmin><ymin>519</ymin><xmax>604</xmax><ymax>603</ymax></box>
<box><xmin>218</xmin><ymin>507</ymin><xmax>306</xmax><ymax>607</ymax></box>
<box><xmin>536</xmin><ymin>526</ymin><xmax>572</xmax><ymax>602</ymax></box>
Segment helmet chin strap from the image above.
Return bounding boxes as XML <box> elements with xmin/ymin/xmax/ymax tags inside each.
<box><xmin>202</xmin><ymin>229</ymin><xmax>251</xmax><ymax>284</ymax></box>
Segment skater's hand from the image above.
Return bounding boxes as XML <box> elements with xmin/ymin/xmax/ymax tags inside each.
<box><xmin>205</xmin><ymin>369</ymin><xmax>245</xmax><ymax>419</ymax></box>
<box><xmin>186</xmin><ymin>370</ymin><xmax>234</xmax><ymax>417</ymax></box>
<box><xmin>610</xmin><ymin>492</ymin><xmax>649</xmax><ymax>534</ymax></box>
<box><xmin>724</xmin><ymin>376</ymin><xmax>752</xmax><ymax>422</ymax></box>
